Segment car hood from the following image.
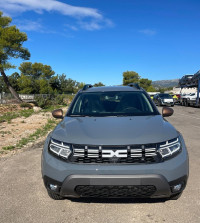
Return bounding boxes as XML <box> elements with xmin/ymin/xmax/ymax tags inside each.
<box><xmin>52</xmin><ymin>115</ymin><xmax>178</xmax><ymax>145</ymax></box>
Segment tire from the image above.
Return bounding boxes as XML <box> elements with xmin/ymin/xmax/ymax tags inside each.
<box><xmin>47</xmin><ymin>189</ymin><xmax>64</xmax><ymax>200</ymax></box>
<box><xmin>169</xmin><ymin>192</ymin><xmax>182</xmax><ymax>200</ymax></box>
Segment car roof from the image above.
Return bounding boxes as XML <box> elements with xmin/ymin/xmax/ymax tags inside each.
<box><xmin>184</xmin><ymin>75</ymin><xmax>193</xmax><ymax>77</ymax></box>
<box><xmin>81</xmin><ymin>85</ymin><xmax>143</xmax><ymax>93</ymax></box>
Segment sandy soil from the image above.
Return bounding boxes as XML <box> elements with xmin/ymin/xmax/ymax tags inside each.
<box><xmin>0</xmin><ymin>111</ymin><xmax>52</xmax><ymax>151</ymax></box>
<box><xmin>0</xmin><ymin>105</ymin><xmax>67</xmax><ymax>157</ymax></box>
<box><xmin>0</xmin><ymin>104</ymin><xmax>24</xmax><ymax>114</ymax></box>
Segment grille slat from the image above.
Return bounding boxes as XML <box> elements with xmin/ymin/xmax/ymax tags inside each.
<box><xmin>70</xmin><ymin>144</ymin><xmax>160</xmax><ymax>164</ymax></box>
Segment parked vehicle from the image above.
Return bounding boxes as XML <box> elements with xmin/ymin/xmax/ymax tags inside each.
<box><xmin>153</xmin><ymin>93</ymin><xmax>174</xmax><ymax>106</ymax></box>
<box><xmin>179</xmin><ymin>75</ymin><xmax>193</xmax><ymax>87</ymax></box>
<box><xmin>180</xmin><ymin>93</ymin><xmax>190</xmax><ymax>106</ymax></box>
<box><xmin>183</xmin><ymin>92</ymin><xmax>200</xmax><ymax>107</ymax></box>
<box><xmin>191</xmin><ymin>71</ymin><xmax>200</xmax><ymax>85</ymax></box>
<box><xmin>42</xmin><ymin>84</ymin><xmax>189</xmax><ymax>200</ymax></box>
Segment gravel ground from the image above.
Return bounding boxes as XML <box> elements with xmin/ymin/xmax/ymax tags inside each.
<box><xmin>0</xmin><ymin>105</ymin><xmax>199</xmax><ymax>223</ymax></box>
<box><xmin>0</xmin><ymin>111</ymin><xmax>51</xmax><ymax>151</ymax></box>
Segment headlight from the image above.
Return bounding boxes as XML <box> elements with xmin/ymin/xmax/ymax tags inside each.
<box><xmin>158</xmin><ymin>137</ymin><xmax>181</xmax><ymax>159</ymax></box>
<box><xmin>49</xmin><ymin>138</ymin><xmax>71</xmax><ymax>159</ymax></box>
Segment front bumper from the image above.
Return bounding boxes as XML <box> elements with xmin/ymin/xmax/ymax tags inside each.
<box><xmin>43</xmin><ymin>174</ymin><xmax>187</xmax><ymax>198</ymax></box>
<box><xmin>161</xmin><ymin>101</ymin><xmax>174</xmax><ymax>106</ymax></box>
<box><xmin>41</xmin><ymin>134</ymin><xmax>189</xmax><ymax>198</ymax></box>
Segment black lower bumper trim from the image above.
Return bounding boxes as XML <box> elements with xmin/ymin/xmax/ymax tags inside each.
<box><xmin>60</xmin><ymin>174</ymin><xmax>172</xmax><ymax>198</ymax></box>
<box><xmin>75</xmin><ymin>185</ymin><xmax>157</xmax><ymax>198</ymax></box>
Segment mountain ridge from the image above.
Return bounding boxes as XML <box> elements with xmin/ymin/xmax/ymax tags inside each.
<box><xmin>152</xmin><ymin>79</ymin><xmax>179</xmax><ymax>88</ymax></box>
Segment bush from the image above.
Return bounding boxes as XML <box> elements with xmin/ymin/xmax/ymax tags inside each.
<box><xmin>34</xmin><ymin>94</ymin><xmax>74</xmax><ymax>108</ymax></box>
<box><xmin>52</xmin><ymin>94</ymin><xmax>74</xmax><ymax>106</ymax></box>
<box><xmin>35</xmin><ymin>95</ymin><xmax>52</xmax><ymax>109</ymax></box>
<box><xmin>64</xmin><ymin>94</ymin><xmax>74</xmax><ymax>105</ymax></box>
<box><xmin>53</xmin><ymin>95</ymin><xmax>66</xmax><ymax>105</ymax></box>
<box><xmin>20</xmin><ymin>102</ymin><xmax>33</xmax><ymax>109</ymax></box>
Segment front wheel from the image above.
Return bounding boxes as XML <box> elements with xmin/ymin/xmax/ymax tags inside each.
<box><xmin>186</xmin><ymin>100</ymin><xmax>190</xmax><ymax>107</ymax></box>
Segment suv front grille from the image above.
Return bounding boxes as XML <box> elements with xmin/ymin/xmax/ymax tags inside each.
<box><xmin>75</xmin><ymin>185</ymin><xmax>157</xmax><ymax>198</ymax></box>
<box><xmin>69</xmin><ymin>144</ymin><xmax>161</xmax><ymax>164</ymax></box>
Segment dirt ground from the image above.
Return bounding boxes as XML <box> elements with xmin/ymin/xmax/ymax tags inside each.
<box><xmin>0</xmin><ymin>104</ymin><xmax>24</xmax><ymax>114</ymax></box>
<box><xmin>0</xmin><ymin>112</ymin><xmax>52</xmax><ymax>152</ymax></box>
<box><xmin>0</xmin><ymin>105</ymin><xmax>67</xmax><ymax>156</ymax></box>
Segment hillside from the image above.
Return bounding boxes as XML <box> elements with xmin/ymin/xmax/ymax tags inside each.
<box><xmin>152</xmin><ymin>79</ymin><xmax>179</xmax><ymax>88</ymax></box>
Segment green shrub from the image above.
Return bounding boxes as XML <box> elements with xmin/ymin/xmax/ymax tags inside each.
<box><xmin>20</xmin><ymin>102</ymin><xmax>33</xmax><ymax>109</ymax></box>
<box><xmin>34</xmin><ymin>94</ymin><xmax>74</xmax><ymax>108</ymax></box>
<box><xmin>2</xmin><ymin>145</ymin><xmax>15</xmax><ymax>151</ymax></box>
<box><xmin>64</xmin><ymin>94</ymin><xmax>74</xmax><ymax>105</ymax></box>
<box><xmin>53</xmin><ymin>94</ymin><xmax>66</xmax><ymax>105</ymax></box>
<box><xmin>35</xmin><ymin>95</ymin><xmax>52</xmax><ymax>109</ymax></box>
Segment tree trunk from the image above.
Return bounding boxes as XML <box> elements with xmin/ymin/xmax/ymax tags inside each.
<box><xmin>0</xmin><ymin>68</ymin><xmax>23</xmax><ymax>102</ymax></box>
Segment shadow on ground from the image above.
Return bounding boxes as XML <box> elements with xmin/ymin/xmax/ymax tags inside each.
<box><xmin>68</xmin><ymin>197</ymin><xmax>167</xmax><ymax>204</ymax></box>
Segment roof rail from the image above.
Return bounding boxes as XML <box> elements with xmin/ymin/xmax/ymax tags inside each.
<box><xmin>82</xmin><ymin>84</ymin><xmax>93</xmax><ymax>91</ymax></box>
<box><xmin>128</xmin><ymin>83</ymin><xmax>141</xmax><ymax>90</ymax></box>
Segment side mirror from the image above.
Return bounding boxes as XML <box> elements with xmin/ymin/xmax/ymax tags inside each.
<box><xmin>162</xmin><ymin>107</ymin><xmax>174</xmax><ymax>117</ymax></box>
<box><xmin>52</xmin><ymin>109</ymin><xmax>63</xmax><ymax>119</ymax></box>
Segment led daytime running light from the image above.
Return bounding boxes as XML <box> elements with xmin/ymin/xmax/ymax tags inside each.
<box><xmin>49</xmin><ymin>138</ymin><xmax>71</xmax><ymax>159</ymax></box>
<box><xmin>158</xmin><ymin>138</ymin><xmax>181</xmax><ymax>158</ymax></box>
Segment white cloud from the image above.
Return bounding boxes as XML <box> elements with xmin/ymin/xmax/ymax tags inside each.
<box><xmin>14</xmin><ymin>19</ymin><xmax>43</xmax><ymax>31</ymax></box>
<box><xmin>79</xmin><ymin>19</ymin><xmax>114</xmax><ymax>31</ymax></box>
<box><xmin>64</xmin><ymin>18</ymin><xmax>114</xmax><ymax>32</ymax></box>
<box><xmin>0</xmin><ymin>0</ymin><xmax>102</xmax><ymax>19</ymax></box>
<box><xmin>79</xmin><ymin>20</ymin><xmax>102</xmax><ymax>31</ymax></box>
<box><xmin>64</xmin><ymin>24</ymin><xmax>78</xmax><ymax>31</ymax></box>
<box><xmin>139</xmin><ymin>29</ymin><xmax>156</xmax><ymax>36</ymax></box>
<box><xmin>0</xmin><ymin>0</ymin><xmax>113</xmax><ymax>31</ymax></box>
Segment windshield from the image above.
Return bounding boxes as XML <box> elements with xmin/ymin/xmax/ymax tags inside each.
<box><xmin>159</xmin><ymin>94</ymin><xmax>172</xmax><ymax>99</ymax></box>
<box><xmin>68</xmin><ymin>91</ymin><xmax>158</xmax><ymax>117</ymax></box>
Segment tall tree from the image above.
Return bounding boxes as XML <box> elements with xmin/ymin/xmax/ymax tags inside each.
<box><xmin>94</xmin><ymin>82</ymin><xmax>105</xmax><ymax>87</ymax></box>
<box><xmin>77</xmin><ymin>82</ymin><xmax>86</xmax><ymax>91</ymax></box>
<box><xmin>19</xmin><ymin>62</ymin><xmax>55</xmax><ymax>79</ymax></box>
<box><xmin>9</xmin><ymin>72</ymin><xmax>20</xmax><ymax>92</ymax></box>
<box><xmin>0</xmin><ymin>11</ymin><xmax>30</xmax><ymax>102</ymax></box>
<box><xmin>59</xmin><ymin>74</ymin><xmax>77</xmax><ymax>93</ymax></box>
<box><xmin>123</xmin><ymin>71</ymin><xmax>140</xmax><ymax>85</ymax></box>
<box><xmin>18</xmin><ymin>62</ymin><xmax>56</xmax><ymax>94</ymax></box>
<box><xmin>17</xmin><ymin>74</ymin><xmax>35</xmax><ymax>94</ymax></box>
<box><xmin>139</xmin><ymin>78</ymin><xmax>152</xmax><ymax>90</ymax></box>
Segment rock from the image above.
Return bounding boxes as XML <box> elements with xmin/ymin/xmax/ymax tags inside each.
<box><xmin>33</xmin><ymin>106</ymin><xmax>42</xmax><ymax>112</ymax></box>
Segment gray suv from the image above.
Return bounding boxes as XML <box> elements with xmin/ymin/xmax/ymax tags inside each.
<box><xmin>41</xmin><ymin>84</ymin><xmax>189</xmax><ymax>200</ymax></box>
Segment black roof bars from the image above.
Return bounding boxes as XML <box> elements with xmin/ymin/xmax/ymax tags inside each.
<box><xmin>128</xmin><ymin>83</ymin><xmax>141</xmax><ymax>90</ymax></box>
<box><xmin>82</xmin><ymin>84</ymin><xmax>93</xmax><ymax>91</ymax></box>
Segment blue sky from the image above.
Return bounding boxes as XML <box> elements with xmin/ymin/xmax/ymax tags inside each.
<box><xmin>1</xmin><ymin>0</ymin><xmax>200</xmax><ymax>85</ymax></box>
